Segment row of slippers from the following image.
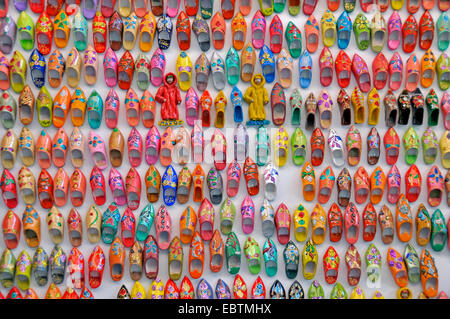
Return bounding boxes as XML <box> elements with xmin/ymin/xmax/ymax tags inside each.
<box><xmin>0</xmin><ymin>213</ymin><xmax>443</xmax><ymax>298</ymax></box>
<box><xmin>4</xmin><ymin>0</ymin><xmax>449</xmax><ymax>20</ymax></box>
<box><xmin>7</xmin><ymin>6</ymin><xmax>450</xmax><ymax>57</ymax></box>
<box><xmin>1</xmin><ymin>78</ymin><xmax>450</xmax><ymax>135</ymax></box>
<box><xmin>2</xmin><ymin>194</ymin><xmax>449</xmax><ymax>249</ymax></box>
<box><xmin>4</xmin><ymin>12</ymin><xmax>450</xmax><ymax>91</ymax></box>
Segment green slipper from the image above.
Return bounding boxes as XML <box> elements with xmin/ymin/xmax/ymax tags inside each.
<box><xmin>288</xmin><ymin>0</ymin><xmax>300</xmax><ymax>15</ymax></box>
<box><xmin>256</xmin><ymin>126</ymin><xmax>270</xmax><ymax>166</ymax></box>
<box><xmin>0</xmin><ymin>90</ymin><xmax>17</xmax><ymax>129</ymax></box>
<box><xmin>0</xmin><ymin>248</ymin><xmax>16</xmax><ymax>288</ymax></box>
<box><xmin>263</xmin><ymin>238</ymin><xmax>277</xmax><ymax>277</ymax></box>
<box><xmin>244</xmin><ymin>237</ymin><xmax>261</xmax><ymax>275</ymax></box>
<box><xmin>200</xmin><ymin>0</ymin><xmax>213</xmax><ymax>19</ymax></box>
<box><xmin>283</xmin><ymin>240</ymin><xmax>299</xmax><ymax>279</ymax></box>
<box><xmin>437</xmin><ymin>11</ymin><xmax>449</xmax><ymax>52</ymax></box>
<box><xmin>308</xmin><ymin>280</ymin><xmax>324</xmax><ymax>299</ymax></box>
<box><xmin>36</xmin><ymin>86</ymin><xmax>53</xmax><ymax>127</ymax></box>
<box><xmin>290</xmin><ymin>88</ymin><xmax>302</xmax><ymax>125</ymax></box>
<box><xmin>15</xmin><ymin>250</ymin><xmax>32</xmax><ymax>291</ymax></box>
<box><xmin>87</xmin><ymin>89</ymin><xmax>104</xmax><ymax>129</ymax></box>
<box><xmin>101</xmin><ymin>202</ymin><xmax>121</xmax><ymax>245</ymax></box>
<box><xmin>259</xmin><ymin>0</ymin><xmax>274</xmax><ymax>16</ymax></box>
<box><xmin>72</xmin><ymin>10</ymin><xmax>88</xmax><ymax>52</ymax></box>
<box><xmin>225</xmin><ymin>47</ymin><xmax>240</xmax><ymax>86</ymax></box>
<box><xmin>436</xmin><ymin>52</ymin><xmax>450</xmax><ymax>91</ymax></box>
<box><xmin>370</xmin><ymin>11</ymin><xmax>386</xmax><ymax>53</ymax></box>
<box><xmin>426</xmin><ymin>89</ymin><xmax>440</xmax><ymax>126</ymax></box>
<box><xmin>403</xmin><ymin>244</ymin><xmax>420</xmax><ymax>283</ymax></box>
<box><xmin>225</xmin><ymin>232</ymin><xmax>241</xmax><ymax>274</ymax></box>
<box><xmin>10</xmin><ymin>50</ymin><xmax>27</xmax><ymax>93</ymax></box>
<box><xmin>291</xmin><ymin>127</ymin><xmax>307</xmax><ymax>166</ymax></box>
<box><xmin>422</xmin><ymin>127</ymin><xmax>439</xmax><ymax>164</ymax></box>
<box><xmin>353</xmin><ymin>13</ymin><xmax>370</xmax><ymax>50</ymax></box>
<box><xmin>430</xmin><ymin>209</ymin><xmax>447</xmax><ymax>252</ymax></box>
<box><xmin>17</xmin><ymin>11</ymin><xmax>35</xmax><ymax>51</ymax></box>
<box><xmin>402</xmin><ymin>127</ymin><xmax>419</xmax><ymax>165</ymax></box>
<box><xmin>273</xmin><ymin>0</ymin><xmax>286</xmax><ymax>13</ymax></box>
<box><xmin>285</xmin><ymin>21</ymin><xmax>302</xmax><ymax>58</ymax></box>
<box><xmin>220</xmin><ymin>198</ymin><xmax>236</xmax><ymax>235</ymax></box>
<box><xmin>330</xmin><ymin>282</ymin><xmax>347</xmax><ymax>299</ymax></box>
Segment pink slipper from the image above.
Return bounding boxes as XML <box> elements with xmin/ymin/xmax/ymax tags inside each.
<box><xmin>150</xmin><ymin>48</ymin><xmax>166</xmax><ymax>87</ymax></box>
<box><xmin>103</xmin><ymin>47</ymin><xmax>118</xmax><ymax>87</ymax></box>
<box><xmin>109</xmin><ymin>167</ymin><xmax>127</xmax><ymax>206</ymax></box>
<box><xmin>88</xmin><ymin>131</ymin><xmax>108</xmax><ymax>170</ymax></box>
<box><xmin>105</xmin><ymin>88</ymin><xmax>120</xmax><ymax>129</ymax></box>
<box><xmin>227</xmin><ymin>160</ymin><xmax>241</xmax><ymax>197</ymax></box>
<box><xmin>185</xmin><ymin>87</ymin><xmax>199</xmax><ymax>126</ymax></box>
<box><xmin>145</xmin><ymin>126</ymin><xmax>161</xmax><ymax>165</ymax></box>
<box><xmin>241</xmin><ymin>195</ymin><xmax>255</xmax><ymax>234</ymax></box>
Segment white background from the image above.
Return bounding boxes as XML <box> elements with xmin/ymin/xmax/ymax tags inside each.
<box><xmin>2</xmin><ymin>0</ymin><xmax>449</xmax><ymax>299</ymax></box>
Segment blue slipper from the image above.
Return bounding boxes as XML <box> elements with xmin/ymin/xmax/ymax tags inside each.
<box><xmin>157</xmin><ymin>14</ymin><xmax>173</xmax><ymax>50</ymax></box>
<box><xmin>225</xmin><ymin>47</ymin><xmax>240</xmax><ymax>86</ymax></box>
<box><xmin>162</xmin><ymin>164</ymin><xmax>177</xmax><ymax>206</ymax></box>
<box><xmin>337</xmin><ymin>11</ymin><xmax>352</xmax><ymax>49</ymax></box>
<box><xmin>299</xmin><ymin>50</ymin><xmax>312</xmax><ymax>89</ymax></box>
<box><xmin>259</xmin><ymin>44</ymin><xmax>275</xmax><ymax>83</ymax></box>
<box><xmin>28</xmin><ymin>49</ymin><xmax>46</xmax><ymax>88</ymax></box>
<box><xmin>231</xmin><ymin>86</ymin><xmax>244</xmax><ymax>123</ymax></box>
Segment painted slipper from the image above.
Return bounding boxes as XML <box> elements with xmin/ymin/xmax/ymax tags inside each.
<box><xmin>88</xmin><ymin>167</ymin><xmax>106</xmax><ymax>206</ymax></box>
<box><xmin>37</xmin><ymin>169</ymin><xmax>53</xmax><ymax>209</ymax></box>
<box><xmin>0</xmin><ymin>248</ymin><xmax>16</xmax><ymax>288</ymax></box>
<box><xmin>18</xmin><ymin>166</ymin><xmax>36</xmax><ymax>204</ymax></box>
<box><xmin>47</xmin><ymin>50</ymin><xmax>65</xmax><ymax>89</ymax></box>
<box><xmin>225</xmin><ymin>232</ymin><xmax>241</xmax><ymax>275</ymax></box>
<box><xmin>300</xmin><ymin>162</ymin><xmax>315</xmax><ymax>202</ymax></box>
<box><xmin>10</xmin><ymin>51</ymin><xmax>26</xmax><ymax>93</ymax></box>
<box><xmin>282</xmin><ymin>241</ymin><xmax>299</xmax><ymax>279</ymax></box>
<box><xmin>387</xmin><ymin>11</ymin><xmax>402</xmax><ymax>51</ymax></box>
<box><xmin>51</xmin><ymin>128</ymin><xmax>68</xmax><ymax>167</ymax></box>
<box><xmin>226</xmin><ymin>161</ymin><xmax>241</xmax><ymax>198</ymax></box>
<box><xmin>352</xmin><ymin>54</ymin><xmax>371</xmax><ymax>93</ymax></box>
<box><xmin>284</xmin><ymin>21</ymin><xmax>302</xmax><ymax>58</ymax></box>
<box><xmin>145</xmin><ymin>127</ymin><xmax>161</xmax><ymax>165</ymax></box>
<box><xmin>108</xmin><ymin>12</ymin><xmax>123</xmax><ymax>51</ymax></box>
<box><xmin>353</xmin><ymin>13</ymin><xmax>370</xmax><ymax>50</ymax></box>
<box><xmin>310</xmin><ymin>127</ymin><xmax>324</xmax><ymax>166</ymax></box>
<box><xmin>291</xmin><ymin>128</ymin><xmax>307</xmax><ymax>166</ymax></box>
<box><xmin>140</xmin><ymin>90</ymin><xmax>156</xmax><ymax>128</ymax></box>
<box><xmin>345</xmin><ymin>244</ymin><xmax>361</xmax><ymax>286</ymax></box>
<box><xmin>396</xmin><ymin>193</ymin><xmax>413</xmax><ymax>242</ymax></box>
<box><xmin>371</xmin><ymin>52</ymin><xmax>388</xmax><ymax>91</ymax></box>
<box><xmin>162</xmin><ymin>165</ymin><xmax>177</xmax><ymax>206</ymax></box>
<box><xmin>272</xmin><ymin>126</ymin><xmax>288</xmax><ymax>167</ymax></box>
<box><xmin>244</xmin><ymin>237</ymin><xmax>261</xmax><ymax>275</ymax></box>
<box><xmin>122</xmin><ymin>13</ymin><xmax>138</xmax><ymax>51</ymax></box>
<box><xmin>376</xmin><ymin>205</ymin><xmax>394</xmax><ymax>244</ymax></box>
<box><xmin>88</xmin><ymin>131</ymin><xmax>108</xmax><ymax>170</ymax></box>
<box><xmin>135</xmin><ymin>203</ymin><xmax>155</xmax><ymax>242</ymax></box>
<box><xmin>274</xmin><ymin>203</ymin><xmax>291</xmax><ymax>245</ymax></box>
<box><xmin>72</xmin><ymin>11</ymin><xmax>88</xmax><ymax>52</ymax></box>
<box><xmin>425</xmin><ymin>88</ymin><xmax>439</xmax><ymax>126</ymax></box>
<box><xmin>267</xmin><ymin>15</ymin><xmax>283</xmax><ymax>54</ymax></box>
<box><xmin>305</xmin><ymin>15</ymin><xmax>319</xmax><ymax>53</ymax></box>
<box><xmin>191</xmin><ymin>123</ymin><xmax>204</xmax><ymax>163</ymax></box>
<box><xmin>321</xmin><ymin>10</ymin><xmax>336</xmax><ymax>48</ymax></box>
<box><xmin>323</xmin><ymin>246</ymin><xmax>339</xmax><ymax>285</ymax></box>
<box><xmin>192</xmin><ymin>13</ymin><xmax>210</xmax><ymax>52</ymax></box>
<box><xmin>0</xmin><ymin>52</ymin><xmax>8</xmax><ymax>92</ymax></box>
<box><xmin>301</xmin><ymin>239</ymin><xmax>318</xmax><ymax>280</ymax></box>
<box><xmin>430</xmin><ymin>208</ymin><xmax>447</xmax><ymax>252</ymax></box>
<box><xmin>311</xmin><ymin>203</ymin><xmax>327</xmax><ymax>245</ymax></box>
<box><xmin>370</xmin><ymin>166</ymin><xmax>385</xmax><ymax>205</ymax></box>
<box><xmin>343</xmin><ymin>202</ymin><xmax>360</xmax><ymax>244</ymax></box>
<box><xmin>427</xmin><ymin>166</ymin><xmax>444</xmax><ymax>207</ymax></box>
<box><xmin>36</xmin><ymin>129</ymin><xmax>52</xmax><ymax>169</ymax></box>
<box><xmin>230</xmin><ymin>12</ymin><xmax>246</xmax><ymax>51</ymax></box>
<box><xmin>117</xmin><ymin>50</ymin><xmax>135</xmax><ymax>91</ymax></box>
<box><xmin>256</xmin><ymin>126</ymin><xmax>270</xmax><ymax>166</ymax></box>
<box><xmin>402</xmin><ymin>127</ymin><xmax>419</xmax><ymax>165</ymax></box>
<box><xmin>354</xmin><ymin>167</ymin><xmax>369</xmax><ymax>204</ymax></box>
<box><xmin>167</xmin><ymin>237</ymin><xmax>182</xmax><ymax>280</ymax></box>
<box><xmin>420</xmin><ymin>249</ymin><xmax>439</xmax><ymax>298</ymax></box>
<box><xmin>336</xmin><ymin>12</ymin><xmax>352</xmax><ymax>50</ymax></box>
<box><xmin>420</xmin><ymin>49</ymin><xmax>436</xmax><ymax>88</ymax></box>
<box><xmin>436</xmin><ymin>11</ymin><xmax>449</xmax><ymax>52</ymax></box>
<box><xmin>371</xmin><ymin>12</ymin><xmax>386</xmax><ymax>53</ymax></box>
<box><xmin>135</xmin><ymin>54</ymin><xmax>151</xmax><ymax>91</ymax></box>
<box><xmin>36</xmin><ymin>12</ymin><xmax>53</xmax><ymax>55</ymax></box>
<box><xmin>416</xmin><ymin>204</ymin><xmax>431</xmax><ymax>246</ymax></box>
<box><xmin>0</xmin><ymin>129</ymin><xmax>17</xmax><ymax>169</ymax></box>
<box><xmin>386</xmin><ymin>247</ymin><xmax>408</xmax><ymax>287</ymax></box>
<box><xmin>66</xmin><ymin>47</ymin><xmax>81</xmax><ymax>88</ymax></box>
<box><xmin>191</xmin><ymin>164</ymin><xmax>204</xmax><ymax>203</ymax></box>
<box><xmin>337</xmin><ymin>88</ymin><xmax>351</xmax><ymax>125</ymax></box>
<box><xmin>276</xmin><ymin>49</ymin><xmax>293</xmax><ymax>89</ymax></box>
<box><xmin>337</xmin><ymin>168</ymin><xmax>351</xmax><ymax>207</ymax></box>
<box><xmin>240</xmin><ymin>195</ymin><xmax>255</xmax><ymax>234</ymax></box>
<box><xmin>328</xmin><ymin>129</ymin><xmax>345</xmax><ymax>167</ymax></box>
<box><xmin>410</xmin><ymin>88</ymin><xmax>424</xmax><ymax>125</ymax></box>
<box><xmin>233</xmin><ymin>124</ymin><xmax>248</xmax><ymax>162</ymax></box>
<box><xmin>442</xmin><ymin>130</ymin><xmax>450</xmax><ymax>169</ymax></box>
<box><xmin>244</xmin><ymin>157</ymin><xmax>259</xmax><ymax>196</ymax></box>
<box><xmin>125</xmin><ymin>89</ymin><xmax>140</xmax><ymax>127</ymax></box>
<box><xmin>298</xmin><ymin>51</ymin><xmax>312</xmax><ymax>89</ymax></box>
<box><xmin>137</xmin><ymin>11</ymin><xmax>156</xmax><ymax>52</ymax></box>
<box><xmin>47</xmin><ymin>206</ymin><xmax>65</xmax><ymax>244</ymax></box>
<box><xmin>402</xmin><ymin>14</ymin><xmax>418</xmax><ymax>53</ymax></box>
<box><xmin>384</xmin><ymin>127</ymin><xmax>400</xmax><ymax>165</ymax></box>
<box><xmin>405</xmin><ymin>164</ymin><xmax>422</xmax><ymax>202</ymax></box>
<box><xmin>69</xmin><ymin>86</ymin><xmax>87</xmax><ymax>126</ymax></box>
<box><xmin>387</xmin><ymin>165</ymin><xmax>401</xmax><ymax>204</ymax></box>
<box><xmin>327</xmin><ymin>203</ymin><xmax>342</xmax><ymax>242</ymax></box>
<box><xmin>207</xmin><ymin>167</ymin><xmax>223</xmax><ymax>205</ymax></box>
<box><xmin>28</xmin><ymin>49</ymin><xmax>46</xmax><ymax>89</ymax></box>
<box><xmin>2</xmin><ymin>210</ymin><xmax>20</xmax><ymax>249</ymax></box>
<box><xmin>290</xmin><ymin>89</ymin><xmax>302</xmax><ymax>125</ymax></box>
<box><xmin>336</xmin><ymin>51</ymin><xmax>352</xmax><ymax>88</ymax></box>
<box><xmin>366</xmin><ymin>127</ymin><xmax>381</xmax><ymax>165</ymax></box>
<box><xmin>17</xmin><ymin>11</ymin><xmax>35</xmax><ymax>51</ymax></box>
<box><xmin>346</xmin><ymin>125</ymin><xmax>361</xmax><ymax>166</ymax></box>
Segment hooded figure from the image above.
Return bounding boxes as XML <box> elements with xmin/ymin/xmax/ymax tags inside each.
<box><xmin>244</xmin><ymin>74</ymin><xmax>269</xmax><ymax>121</ymax></box>
<box><xmin>155</xmin><ymin>73</ymin><xmax>182</xmax><ymax>121</ymax></box>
